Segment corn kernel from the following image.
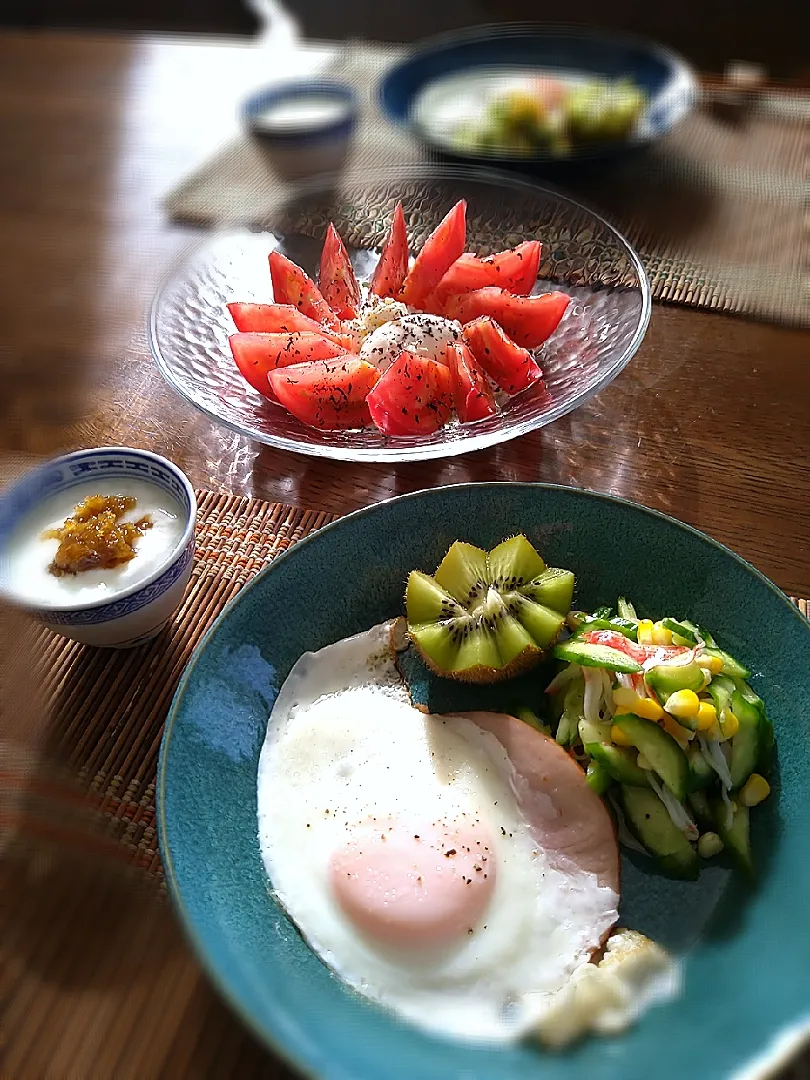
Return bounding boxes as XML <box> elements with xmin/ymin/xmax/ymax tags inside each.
<box><xmin>696</xmin><ymin>701</ymin><xmax>717</xmax><ymax>731</ymax></box>
<box><xmin>740</xmin><ymin>773</ymin><xmax>770</xmax><ymax>807</ymax></box>
<box><xmin>611</xmin><ymin>687</ymin><xmax>665</xmax><ymax>721</ymax></box>
<box><xmin>637</xmin><ymin>619</ymin><xmax>655</xmax><ymax>645</ymax></box>
<box><xmin>664</xmin><ymin>689</ymin><xmax>700</xmax><ymax>720</ymax></box>
<box><xmin>697</xmin><ymin>654</ymin><xmax>723</xmax><ymax>675</ymax></box>
<box><xmin>720</xmin><ymin>709</ymin><xmax>740</xmax><ymax>739</ymax></box>
<box><xmin>698</xmin><ymin>832</ymin><xmax>724</xmax><ymax>858</ymax></box>
<box><xmin>651</xmin><ymin>622</ymin><xmax>673</xmax><ymax>645</ymax></box>
<box><xmin>610</xmin><ymin>722</ymin><xmax>634</xmax><ymax>747</ymax></box>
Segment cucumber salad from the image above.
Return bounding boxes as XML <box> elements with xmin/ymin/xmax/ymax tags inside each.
<box><xmin>546</xmin><ymin>600</ymin><xmax>774</xmax><ymax>879</ymax></box>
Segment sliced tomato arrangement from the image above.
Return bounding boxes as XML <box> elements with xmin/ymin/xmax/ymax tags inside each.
<box><xmin>226</xmin><ymin>200</ymin><xmax>574</xmax><ymax>435</ymax></box>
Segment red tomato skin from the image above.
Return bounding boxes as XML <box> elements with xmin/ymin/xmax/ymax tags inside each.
<box><xmin>268</xmin><ymin>356</ymin><xmax>379</xmax><ymax>430</ymax></box>
<box><xmin>484</xmin><ymin>240</ymin><xmax>542</xmax><ymax>295</ymax></box>
<box><xmin>446</xmin><ymin>342</ymin><xmax>498</xmax><ymax>423</ymax></box>
<box><xmin>318</xmin><ymin>223</ymin><xmax>361</xmax><ymax>320</ymax></box>
<box><xmin>366</xmin><ymin>350</ymin><xmax>453</xmax><ymax>436</ymax></box>
<box><xmin>228</xmin><ymin>303</ymin><xmax>357</xmax><ymax>351</ymax></box>
<box><xmin>399</xmin><ymin>200</ymin><xmax>467</xmax><ymax>309</ymax></box>
<box><xmin>229</xmin><ymin>332</ymin><xmax>344</xmax><ymax>397</ymax></box>
<box><xmin>433</xmin><ymin>241</ymin><xmax>542</xmax><ymax>305</ymax></box>
<box><xmin>447</xmin><ymin>289</ymin><xmax>570</xmax><ymax>349</ymax></box>
<box><xmin>227</xmin><ymin>302</ymin><xmax>336</xmax><ymax>336</ymax></box>
<box><xmin>462</xmin><ymin>317</ymin><xmax>544</xmax><ymax>395</ymax></box>
<box><xmin>269</xmin><ymin>251</ymin><xmax>341</xmax><ymax>331</ymax></box>
<box><xmin>369</xmin><ymin>202</ymin><xmax>410</xmax><ymax>299</ymax></box>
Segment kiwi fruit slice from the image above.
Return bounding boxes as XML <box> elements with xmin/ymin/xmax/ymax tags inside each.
<box><xmin>405</xmin><ymin>535</ymin><xmax>575</xmax><ymax>684</ymax></box>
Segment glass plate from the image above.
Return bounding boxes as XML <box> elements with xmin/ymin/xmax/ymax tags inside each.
<box><xmin>149</xmin><ymin>165</ymin><xmax>650</xmax><ymax>462</ymax></box>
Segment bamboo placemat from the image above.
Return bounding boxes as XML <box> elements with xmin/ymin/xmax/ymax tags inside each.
<box><xmin>1</xmin><ymin>489</ymin><xmax>808</xmax><ymax>1079</ymax></box>
<box><xmin>165</xmin><ymin>42</ymin><xmax>810</xmax><ymax>328</ymax></box>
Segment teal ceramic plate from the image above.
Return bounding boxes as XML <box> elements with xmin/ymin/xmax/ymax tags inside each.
<box><xmin>158</xmin><ymin>484</ymin><xmax>810</xmax><ymax>1080</ymax></box>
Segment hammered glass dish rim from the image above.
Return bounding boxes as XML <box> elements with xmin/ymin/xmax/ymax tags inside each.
<box><xmin>148</xmin><ymin>164</ymin><xmax>651</xmax><ymax>462</ymax></box>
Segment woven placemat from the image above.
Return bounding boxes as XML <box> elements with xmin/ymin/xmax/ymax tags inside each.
<box><xmin>165</xmin><ymin>42</ymin><xmax>809</xmax><ymax>328</ymax></box>
<box><xmin>1</xmin><ymin>489</ymin><xmax>808</xmax><ymax>1078</ymax></box>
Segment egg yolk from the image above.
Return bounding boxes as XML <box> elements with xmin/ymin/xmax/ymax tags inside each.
<box><xmin>330</xmin><ymin>818</ymin><xmax>496</xmax><ymax>949</ymax></box>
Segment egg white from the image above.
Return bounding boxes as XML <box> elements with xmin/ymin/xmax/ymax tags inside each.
<box><xmin>257</xmin><ymin>620</ymin><xmax>618</xmax><ymax>1043</ymax></box>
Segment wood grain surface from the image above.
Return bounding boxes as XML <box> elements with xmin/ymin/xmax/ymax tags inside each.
<box><xmin>0</xmin><ymin>28</ymin><xmax>808</xmax><ymax>1080</ymax></box>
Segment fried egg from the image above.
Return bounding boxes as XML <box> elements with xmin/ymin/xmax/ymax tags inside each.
<box><xmin>257</xmin><ymin>620</ymin><xmax>619</xmax><ymax>1043</ymax></box>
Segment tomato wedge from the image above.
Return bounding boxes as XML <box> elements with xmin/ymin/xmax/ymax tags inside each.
<box><xmin>269</xmin><ymin>251</ymin><xmax>342</xmax><ymax>331</ymax></box>
<box><xmin>318</xmin><ymin>223</ymin><xmax>361</xmax><ymax>320</ymax></box>
<box><xmin>462</xmin><ymin>317</ymin><xmax>544</xmax><ymax>395</ymax></box>
<box><xmin>268</xmin><ymin>356</ymin><xmax>380</xmax><ymax>430</ymax></box>
<box><xmin>366</xmin><ymin>350</ymin><xmax>453</xmax><ymax>436</ymax></box>
<box><xmin>446</xmin><ymin>341</ymin><xmax>497</xmax><ymax>422</ymax></box>
<box><xmin>431</xmin><ymin>241</ymin><xmax>542</xmax><ymax>306</ymax></box>
<box><xmin>369</xmin><ymin>201</ymin><xmax>410</xmax><ymax>299</ymax></box>
<box><xmin>227</xmin><ymin>302</ymin><xmax>349</xmax><ymax>340</ymax></box>
<box><xmin>446</xmin><ymin>288</ymin><xmax>570</xmax><ymax>349</ymax></box>
<box><xmin>229</xmin><ymin>332</ymin><xmax>344</xmax><ymax>396</ymax></box>
<box><xmin>399</xmin><ymin>200</ymin><xmax>467</xmax><ymax>309</ymax></box>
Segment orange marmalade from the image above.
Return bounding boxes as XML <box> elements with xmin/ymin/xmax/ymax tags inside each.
<box><xmin>43</xmin><ymin>495</ymin><xmax>152</xmax><ymax>577</ymax></box>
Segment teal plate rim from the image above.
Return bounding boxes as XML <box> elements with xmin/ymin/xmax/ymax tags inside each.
<box><xmin>157</xmin><ymin>482</ymin><xmax>810</xmax><ymax>1079</ymax></box>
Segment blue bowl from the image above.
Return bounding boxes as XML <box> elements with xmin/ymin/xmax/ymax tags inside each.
<box><xmin>380</xmin><ymin>24</ymin><xmax>697</xmax><ymax>168</ymax></box>
<box><xmin>159</xmin><ymin>483</ymin><xmax>810</xmax><ymax>1079</ymax></box>
<box><xmin>0</xmin><ymin>447</ymin><xmax>196</xmax><ymax>648</ymax></box>
<box><xmin>241</xmin><ymin>80</ymin><xmax>358</xmax><ymax>181</ymax></box>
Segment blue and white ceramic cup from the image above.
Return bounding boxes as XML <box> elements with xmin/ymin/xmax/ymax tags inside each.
<box><xmin>0</xmin><ymin>447</ymin><xmax>197</xmax><ymax>648</ymax></box>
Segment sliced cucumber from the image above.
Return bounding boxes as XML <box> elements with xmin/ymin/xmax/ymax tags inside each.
<box><xmin>612</xmin><ymin>714</ymin><xmax>689</xmax><ymax>801</ymax></box>
<box><xmin>702</xmin><ymin>646</ymin><xmax>750</xmax><ymax>680</ymax></box>
<box><xmin>586</xmin><ymin>742</ymin><xmax>651</xmax><ymax>787</ymax></box>
<box><xmin>620</xmin><ymin>785</ymin><xmax>699</xmax><ymax>880</ymax></box>
<box><xmin>586</xmin><ymin>759</ymin><xmax>613</xmax><ymax>795</ymax></box>
<box><xmin>687</xmin><ymin>744</ymin><xmax>714</xmax><ymax>791</ymax></box>
<box><xmin>552</xmin><ymin>640</ymin><xmax>642</xmax><ymax>673</ymax></box>
<box><xmin>731</xmin><ymin>677</ymin><xmax>774</xmax><ymax>774</ymax></box>
<box><xmin>662</xmin><ymin>618</ymin><xmax>698</xmax><ymax>644</ymax></box>
<box><xmin>592</xmin><ymin>605</ymin><xmax>613</xmax><ymax>620</ymax></box>
<box><xmin>646</xmin><ymin>659</ymin><xmax>705</xmax><ymax>698</ymax></box>
<box><xmin>570</xmin><ymin>614</ymin><xmax>638</xmax><ymax>641</ymax></box>
<box><xmin>556</xmin><ymin>678</ymin><xmax>584</xmax><ymax>746</ymax></box>
<box><xmin>707</xmin><ymin>673</ymin><xmax>735</xmax><ymax>717</ymax></box>
<box><xmin>711</xmin><ymin>796</ymin><xmax>753</xmax><ymax>875</ymax></box>
<box><xmin>729</xmin><ymin>689</ymin><xmax>761</xmax><ymax>790</ymax></box>
<box><xmin>617</xmin><ymin>596</ymin><xmax>638</xmax><ymax>621</ymax></box>
<box><xmin>687</xmin><ymin>790</ymin><xmax>713</xmax><ymax>829</ymax></box>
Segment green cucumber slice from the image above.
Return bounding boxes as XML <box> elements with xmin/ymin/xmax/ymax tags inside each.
<box><xmin>586</xmin><ymin>759</ymin><xmax>613</xmax><ymax>795</ymax></box>
<box><xmin>585</xmin><ymin>742</ymin><xmax>651</xmax><ymax>787</ymax></box>
<box><xmin>552</xmin><ymin>640</ymin><xmax>642</xmax><ymax>673</ymax></box>
<box><xmin>711</xmin><ymin>796</ymin><xmax>753</xmax><ymax>875</ymax></box>
<box><xmin>570</xmin><ymin>615</ymin><xmax>638</xmax><ymax>641</ymax></box>
<box><xmin>729</xmin><ymin>690</ymin><xmax>761</xmax><ymax>791</ymax></box>
<box><xmin>687</xmin><ymin>744</ymin><xmax>715</xmax><ymax>791</ymax></box>
<box><xmin>688</xmin><ymin>790</ymin><xmax>714</xmax><ymax>829</ymax></box>
<box><xmin>612</xmin><ymin>714</ymin><xmax>689</xmax><ymax>801</ymax></box>
<box><xmin>646</xmin><ymin>660</ymin><xmax>705</xmax><ymax>699</ymax></box>
<box><xmin>702</xmin><ymin>646</ymin><xmax>750</xmax><ymax>680</ymax></box>
<box><xmin>620</xmin><ymin>785</ymin><xmax>699</xmax><ymax>879</ymax></box>
<box><xmin>662</xmin><ymin>618</ymin><xmax>699</xmax><ymax>644</ymax></box>
<box><xmin>617</xmin><ymin>597</ymin><xmax>638</xmax><ymax>620</ymax></box>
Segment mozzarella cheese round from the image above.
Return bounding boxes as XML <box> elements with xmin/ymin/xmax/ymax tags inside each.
<box><xmin>359</xmin><ymin>314</ymin><xmax>463</xmax><ymax>371</ymax></box>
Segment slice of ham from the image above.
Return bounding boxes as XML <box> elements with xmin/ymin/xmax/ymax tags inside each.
<box><xmin>445</xmin><ymin>711</ymin><xmax>620</xmax><ymax>894</ymax></box>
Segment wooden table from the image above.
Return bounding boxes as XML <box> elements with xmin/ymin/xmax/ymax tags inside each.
<box><xmin>1</xmin><ymin>28</ymin><xmax>808</xmax><ymax>1080</ymax></box>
